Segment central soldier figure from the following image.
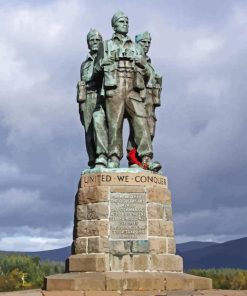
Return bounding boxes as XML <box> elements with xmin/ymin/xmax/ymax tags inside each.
<box><xmin>94</xmin><ymin>11</ymin><xmax>160</xmax><ymax>170</ymax></box>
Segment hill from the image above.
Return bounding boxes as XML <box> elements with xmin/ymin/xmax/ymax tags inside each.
<box><xmin>179</xmin><ymin>236</ymin><xmax>247</xmax><ymax>270</ymax></box>
<box><xmin>0</xmin><ymin>237</ymin><xmax>246</xmax><ymax>269</ymax></box>
<box><xmin>0</xmin><ymin>246</ymin><xmax>71</xmax><ymax>262</ymax></box>
<box><xmin>176</xmin><ymin>241</ymin><xmax>218</xmax><ymax>253</ymax></box>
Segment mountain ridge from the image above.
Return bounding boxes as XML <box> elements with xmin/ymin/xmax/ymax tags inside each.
<box><xmin>1</xmin><ymin>236</ymin><xmax>246</xmax><ymax>269</ymax></box>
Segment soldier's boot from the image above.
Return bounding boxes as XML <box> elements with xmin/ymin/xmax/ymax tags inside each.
<box><xmin>108</xmin><ymin>155</ymin><xmax>120</xmax><ymax>169</ymax></box>
<box><xmin>129</xmin><ymin>163</ymin><xmax>140</xmax><ymax>168</ymax></box>
<box><xmin>95</xmin><ymin>154</ymin><xmax>108</xmax><ymax>168</ymax></box>
<box><xmin>142</xmin><ymin>156</ymin><xmax>162</xmax><ymax>172</ymax></box>
<box><xmin>88</xmin><ymin>160</ymin><xmax>95</xmax><ymax>169</ymax></box>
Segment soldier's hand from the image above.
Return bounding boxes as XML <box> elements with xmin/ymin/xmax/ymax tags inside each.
<box><xmin>101</xmin><ymin>55</ymin><xmax>115</xmax><ymax>66</ymax></box>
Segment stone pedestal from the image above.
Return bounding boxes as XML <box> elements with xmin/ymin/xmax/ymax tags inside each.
<box><xmin>44</xmin><ymin>169</ymin><xmax>212</xmax><ymax>292</ymax></box>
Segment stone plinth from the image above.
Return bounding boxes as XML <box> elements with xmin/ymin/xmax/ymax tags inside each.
<box><xmin>45</xmin><ymin>272</ymin><xmax>212</xmax><ymax>291</ymax></box>
<box><xmin>44</xmin><ymin>169</ymin><xmax>212</xmax><ymax>291</ymax></box>
<box><xmin>70</xmin><ymin>169</ymin><xmax>181</xmax><ymax>273</ymax></box>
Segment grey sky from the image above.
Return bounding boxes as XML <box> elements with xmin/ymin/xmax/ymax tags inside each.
<box><xmin>0</xmin><ymin>0</ymin><xmax>246</xmax><ymax>251</ymax></box>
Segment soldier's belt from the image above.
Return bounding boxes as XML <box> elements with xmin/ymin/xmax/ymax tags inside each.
<box><xmin>117</xmin><ymin>71</ymin><xmax>134</xmax><ymax>78</ymax></box>
<box><xmin>117</xmin><ymin>68</ymin><xmax>134</xmax><ymax>72</ymax></box>
<box><xmin>87</xmin><ymin>89</ymin><xmax>98</xmax><ymax>94</ymax></box>
<box><xmin>117</xmin><ymin>60</ymin><xmax>135</xmax><ymax>68</ymax></box>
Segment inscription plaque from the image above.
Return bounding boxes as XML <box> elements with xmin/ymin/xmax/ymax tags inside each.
<box><xmin>81</xmin><ymin>172</ymin><xmax>167</xmax><ymax>188</ymax></box>
<box><xmin>109</xmin><ymin>192</ymin><xmax>147</xmax><ymax>240</ymax></box>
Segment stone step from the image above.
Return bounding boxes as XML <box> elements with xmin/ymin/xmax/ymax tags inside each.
<box><xmin>44</xmin><ymin>272</ymin><xmax>212</xmax><ymax>291</ymax></box>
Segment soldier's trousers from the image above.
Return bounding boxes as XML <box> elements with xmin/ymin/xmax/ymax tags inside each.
<box><xmin>80</xmin><ymin>105</ymin><xmax>108</xmax><ymax>167</ymax></box>
<box><xmin>105</xmin><ymin>72</ymin><xmax>153</xmax><ymax>160</ymax></box>
<box><xmin>127</xmin><ymin>90</ymin><xmax>156</xmax><ymax>153</ymax></box>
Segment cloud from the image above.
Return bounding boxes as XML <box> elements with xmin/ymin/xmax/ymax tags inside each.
<box><xmin>0</xmin><ymin>226</ymin><xmax>72</xmax><ymax>251</ymax></box>
<box><xmin>174</xmin><ymin>207</ymin><xmax>247</xmax><ymax>240</ymax></box>
<box><xmin>0</xmin><ymin>188</ymin><xmax>41</xmax><ymax>213</ymax></box>
<box><xmin>0</xmin><ymin>0</ymin><xmax>246</xmax><ymax>250</ymax></box>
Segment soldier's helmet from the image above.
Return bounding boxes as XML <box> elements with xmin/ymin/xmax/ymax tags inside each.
<box><xmin>111</xmin><ymin>10</ymin><xmax>128</xmax><ymax>28</ymax></box>
<box><xmin>135</xmin><ymin>31</ymin><xmax>151</xmax><ymax>43</ymax></box>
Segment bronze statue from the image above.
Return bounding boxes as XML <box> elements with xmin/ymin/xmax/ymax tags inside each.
<box><xmin>127</xmin><ymin>32</ymin><xmax>162</xmax><ymax>166</ymax></box>
<box><xmin>94</xmin><ymin>11</ymin><xmax>160</xmax><ymax>170</ymax></box>
<box><xmin>77</xmin><ymin>29</ymin><xmax>108</xmax><ymax>168</ymax></box>
<box><xmin>136</xmin><ymin>31</ymin><xmax>162</xmax><ymax>140</ymax></box>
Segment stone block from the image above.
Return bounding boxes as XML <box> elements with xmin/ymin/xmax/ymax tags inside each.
<box><xmin>42</xmin><ymin>291</ymin><xmax>84</xmax><ymax>296</ymax></box>
<box><xmin>150</xmin><ymin>254</ymin><xmax>183</xmax><ymax>272</ymax></box>
<box><xmin>147</xmin><ymin>187</ymin><xmax>165</xmax><ymax>203</ymax></box>
<box><xmin>76</xmin><ymin>220</ymin><xmax>108</xmax><ymax>237</ymax></box>
<box><xmin>164</xmin><ymin>273</ymin><xmax>212</xmax><ymax>290</ymax></box>
<box><xmin>133</xmin><ymin>254</ymin><xmax>148</xmax><ymax>270</ymax></box>
<box><xmin>121</xmin><ymin>292</ymin><xmax>166</xmax><ymax>296</ymax></box>
<box><xmin>67</xmin><ymin>254</ymin><xmax>107</xmax><ymax>272</ymax></box>
<box><xmin>124</xmin><ymin>273</ymin><xmax>165</xmax><ymax>291</ymax></box>
<box><xmin>149</xmin><ymin>237</ymin><xmax>167</xmax><ymax>253</ymax></box>
<box><xmin>105</xmin><ymin>272</ymin><xmax>124</xmax><ymax>291</ymax></box>
<box><xmin>163</xmin><ymin>188</ymin><xmax>172</xmax><ymax>204</ymax></box>
<box><xmin>44</xmin><ymin>272</ymin><xmax>106</xmax><ymax>291</ymax></box>
<box><xmin>76</xmin><ymin>186</ymin><xmax>109</xmax><ymax>204</ymax></box>
<box><xmin>73</xmin><ymin>237</ymin><xmax>87</xmax><ymax>254</ymax></box>
<box><xmin>164</xmin><ymin>221</ymin><xmax>174</xmax><ymax>237</ymax></box>
<box><xmin>147</xmin><ymin>187</ymin><xmax>172</xmax><ymax>204</ymax></box>
<box><xmin>85</xmin><ymin>292</ymin><xmax>120</xmax><ymax>296</ymax></box>
<box><xmin>110</xmin><ymin>186</ymin><xmax>145</xmax><ymax>193</ymax></box>
<box><xmin>147</xmin><ymin>202</ymin><xmax>164</xmax><ymax>219</ymax></box>
<box><xmin>106</xmin><ymin>272</ymin><xmax>165</xmax><ymax>291</ymax></box>
<box><xmin>164</xmin><ymin>205</ymin><xmax>173</xmax><ymax>221</ymax></box>
<box><xmin>44</xmin><ymin>272</ymin><xmax>212</xmax><ymax>292</ymax></box>
<box><xmin>110</xmin><ymin>254</ymin><xmax>133</xmax><ymax>271</ymax></box>
<box><xmin>147</xmin><ymin>220</ymin><xmax>174</xmax><ymax>237</ymax></box>
<box><xmin>167</xmin><ymin>238</ymin><xmax>176</xmax><ymax>254</ymax></box>
<box><xmin>132</xmin><ymin>240</ymin><xmax>149</xmax><ymax>253</ymax></box>
<box><xmin>76</xmin><ymin>205</ymin><xmax>87</xmax><ymax>220</ymax></box>
<box><xmin>148</xmin><ymin>220</ymin><xmax>166</xmax><ymax>236</ymax></box>
<box><xmin>87</xmin><ymin>202</ymin><xmax>108</xmax><ymax>220</ymax></box>
<box><xmin>189</xmin><ymin>274</ymin><xmax>213</xmax><ymax>290</ymax></box>
<box><xmin>88</xmin><ymin>236</ymin><xmax>109</xmax><ymax>253</ymax></box>
<box><xmin>109</xmin><ymin>240</ymin><xmax>131</xmax><ymax>254</ymax></box>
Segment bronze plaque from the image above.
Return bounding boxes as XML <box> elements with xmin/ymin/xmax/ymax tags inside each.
<box><xmin>109</xmin><ymin>192</ymin><xmax>147</xmax><ymax>240</ymax></box>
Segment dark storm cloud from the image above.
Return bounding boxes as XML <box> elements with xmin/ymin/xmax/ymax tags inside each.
<box><xmin>0</xmin><ymin>0</ymin><xmax>246</xmax><ymax>250</ymax></box>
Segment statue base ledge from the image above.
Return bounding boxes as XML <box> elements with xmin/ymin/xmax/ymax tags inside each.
<box><xmin>82</xmin><ymin>167</ymin><xmax>163</xmax><ymax>175</ymax></box>
<box><xmin>44</xmin><ymin>271</ymin><xmax>212</xmax><ymax>292</ymax></box>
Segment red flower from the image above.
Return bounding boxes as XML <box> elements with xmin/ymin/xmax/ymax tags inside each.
<box><xmin>128</xmin><ymin>148</ymin><xmax>148</xmax><ymax>170</ymax></box>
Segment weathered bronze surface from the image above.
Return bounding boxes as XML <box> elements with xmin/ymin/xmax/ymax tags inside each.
<box><xmin>127</xmin><ymin>31</ymin><xmax>162</xmax><ymax>154</ymax></box>
<box><xmin>77</xmin><ymin>12</ymin><xmax>163</xmax><ymax>171</ymax></box>
<box><xmin>77</xmin><ymin>29</ymin><xmax>108</xmax><ymax>168</ymax></box>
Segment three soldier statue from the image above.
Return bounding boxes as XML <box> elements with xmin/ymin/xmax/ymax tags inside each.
<box><xmin>77</xmin><ymin>11</ymin><xmax>162</xmax><ymax>172</ymax></box>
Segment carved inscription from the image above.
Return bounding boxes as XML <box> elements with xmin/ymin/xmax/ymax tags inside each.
<box><xmin>109</xmin><ymin>192</ymin><xmax>147</xmax><ymax>240</ymax></box>
<box><xmin>82</xmin><ymin>173</ymin><xmax>167</xmax><ymax>188</ymax></box>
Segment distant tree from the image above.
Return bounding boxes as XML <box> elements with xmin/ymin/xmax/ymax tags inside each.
<box><xmin>0</xmin><ymin>255</ymin><xmax>64</xmax><ymax>292</ymax></box>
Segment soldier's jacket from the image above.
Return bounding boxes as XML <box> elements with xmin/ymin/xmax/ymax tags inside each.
<box><xmin>94</xmin><ymin>33</ymin><xmax>148</xmax><ymax>95</ymax></box>
<box><xmin>141</xmin><ymin>55</ymin><xmax>163</xmax><ymax>119</ymax></box>
<box><xmin>77</xmin><ymin>54</ymin><xmax>99</xmax><ymax>131</ymax></box>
